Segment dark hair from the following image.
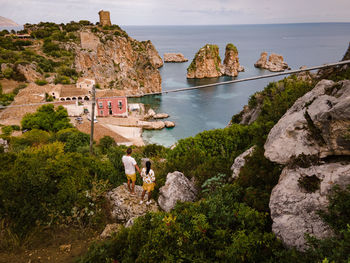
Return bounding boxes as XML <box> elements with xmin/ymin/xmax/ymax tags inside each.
<box><xmin>146</xmin><ymin>161</ymin><xmax>151</xmax><ymax>175</ymax></box>
<box><xmin>126</xmin><ymin>147</ymin><xmax>132</xmax><ymax>155</ymax></box>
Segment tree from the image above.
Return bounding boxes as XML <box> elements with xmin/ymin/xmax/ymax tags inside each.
<box><xmin>21</xmin><ymin>104</ymin><xmax>72</xmax><ymax>132</ymax></box>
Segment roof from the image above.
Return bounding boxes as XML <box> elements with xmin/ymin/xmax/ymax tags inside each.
<box><xmin>96</xmin><ymin>89</ymin><xmax>125</xmax><ymax>98</ymax></box>
<box><xmin>59</xmin><ymin>85</ymin><xmax>90</xmax><ymax>97</ymax></box>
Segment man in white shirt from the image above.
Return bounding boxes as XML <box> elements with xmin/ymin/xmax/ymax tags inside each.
<box><xmin>122</xmin><ymin>147</ymin><xmax>140</xmax><ymax>195</ymax></box>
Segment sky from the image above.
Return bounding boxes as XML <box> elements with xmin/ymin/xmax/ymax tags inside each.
<box><xmin>1</xmin><ymin>0</ymin><xmax>350</xmax><ymax>26</ymax></box>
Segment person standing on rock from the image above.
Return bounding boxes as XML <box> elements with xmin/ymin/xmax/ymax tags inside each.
<box><xmin>140</xmin><ymin>161</ymin><xmax>156</xmax><ymax>205</ymax></box>
<box><xmin>122</xmin><ymin>147</ymin><xmax>140</xmax><ymax>195</ymax></box>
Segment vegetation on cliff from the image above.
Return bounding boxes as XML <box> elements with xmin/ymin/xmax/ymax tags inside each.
<box><xmin>187</xmin><ymin>44</ymin><xmax>222</xmax><ymax>75</ymax></box>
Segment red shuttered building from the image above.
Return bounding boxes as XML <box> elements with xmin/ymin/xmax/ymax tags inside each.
<box><xmin>96</xmin><ymin>97</ymin><xmax>128</xmax><ymax>117</ymax></box>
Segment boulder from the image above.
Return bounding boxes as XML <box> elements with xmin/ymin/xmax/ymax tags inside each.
<box><xmin>153</xmin><ymin>113</ymin><xmax>169</xmax><ymax>119</ymax></box>
<box><xmin>106</xmin><ymin>183</ymin><xmax>158</xmax><ymax>223</ymax></box>
<box><xmin>138</xmin><ymin>120</ymin><xmax>165</xmax><ymax>130</ymax></box>
<box><xmin>264</xmin><ymin>79</ymin><xmax>350</xmax><ymax>164</ymax></box>
<box><xmin>100</xmin><ymin>223</ymin><xmax>122</xmax><ymax>239</ymax></box>
<box><xmin>223</xmin><ymin>43</ymin><xmax>242</xmax><ymax>77</ymax></box>
<box><xmin>164</xmin><ymin>53</ymin><xmax>188</xmax><ymax>63</ymax></box>
<box><xmin>158</xmin><ymin>171</ymin><xmax>197</xmax><ymax>212</ymax></box>
<box><xmin>144</xmin><ymin>108</ymin><xmax>156</xmax><ymax>119</ymax></box>
<box><xmin>254</xmin><ymin>52</ymin><xmax>289</xmax><ymax>72</ymax></box>
<box><xmin>270</xmin><ymin>162</ymin><xmax>350</xmax><ymax>250</ymax></box>
<box><xmin>230</xmin><ymin>146</ymin><xmax>256</xmax><ymax>181</ymax></box>
<box><xmin>187</xmin><ymin>44</ymin><xmax>224</xmax><ymax>79</ymax></box>
<box><xmin>164</xmin><ymin>121</ymin><xmax>175</xmax><ymax>128</ymax></box>
<box><xmin>0</xmin><ymin>138</ymin><xmax>9</xmax><ymax>152</ymax></box>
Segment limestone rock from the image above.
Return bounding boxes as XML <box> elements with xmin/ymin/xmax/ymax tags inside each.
<box><xmin>254</xmin><ymin>52</ymin><xmax>289</xmax><ymax>72</ymax></box>
<box><xmin>0</xmin><ymin>138</ymin><xmax>9</xmax><ymax>152</ymax></box>
<box><xmin>16</xmin><ymin>64</ymin><xmax>42</xmax><ymax>82</ymax></box>
<box><xmin>164</xmin><ymin>53</ymin><xmax>188</xmax><ymax>63</ymax></box>
<box><xmin>264</xmin><ymin>79</ymin><xmax>350</xmax><ymax>164</ymax></box>
<box><xmin>74</xmin><ymin>30</ymin><xmax>162</xmax><ymax>95</ymax></box>
<box><xmin>164</xmin><ymin>121</ymin><xmax>175</xmax><ymax>128</ymax></box>
<box><xmin>106</xmin><ymin>184</ymin><xmax>158</xmax><ymax>223</ymax></box>
<box><xmin>138</xmin><ymin>120</ymin><xmax>165</xmax><ymax>130</ymax></box>
<box><xmin>296</xmin><ymin>66</ymin><xmax>315</xmax><ymax>83</ymax></box>
<box><xmin>125</xmin><ymin>217</ymin><xmax>137</xmax><ymax>228</ymax></box>
<box><xmin>153</xmin><ymin>113</ymin><xmax>169</xmax><ymax>119</ymax></box>
<box><xmin>100</xmin><ymin>223</ymin><xmax>122</xmax><ymax>239</ymax></box>
<box><xmin>270</xmin><ymin>162</ymin><xmax>350</xmax><ymax>250</ymax></box>
<box><xmin>223</xmin><ymin>44</ymin><xmax>243</xmax><ymax>77</ymax></box>
<box><xmin>144</xmin><ymin>108</ymin><xmax>156</xmax><ymax>119</ymax></box>
<box><xmin>230</xmin><ymin>146</ymin><xmax>256</xmax><ymax>181</ymax></box>
<box><xmin>187</xmin><ymin>44</ymin><xmax>224</xmax><ymax>79</ymax></box>
<box><xmin>158</xmin><ymin>171</ymin><xmax>197</xmax><ymax>212</ymax></box>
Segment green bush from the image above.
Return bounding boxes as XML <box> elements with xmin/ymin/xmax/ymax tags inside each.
<box><xmin>35</xmin><ymin>79</ymin><xmax>48</xmax><ymax>86</ymax></box>
<box><xmin>21</xmin><ymin>104</ymin><xmax>72</xmax><ymax>132</ymax></box>
<box><xmin>98</xmin><ymin>136</ymin><xmax>116</xmax><ymax>154</ymax></box>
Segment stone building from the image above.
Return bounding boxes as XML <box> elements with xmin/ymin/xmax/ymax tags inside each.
<box><xmin>98</xmin><ymin>10</ymin><xmax>111</xmax><ymax>26</ymax></box>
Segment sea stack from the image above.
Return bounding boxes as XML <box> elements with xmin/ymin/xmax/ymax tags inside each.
<box><xmin>223</xmin><ymin>43</ymin><xmax>244</xmax><ymax>77</ymax></box>
<box><xmin>254</xmin><ymin>52</ymin><xmax>289</xmax><ymax>72</ymax></box>
<box><xmin>187</xmin><ymin>44</ymin><xmax>224</xmax><ymax>78</ymax></box>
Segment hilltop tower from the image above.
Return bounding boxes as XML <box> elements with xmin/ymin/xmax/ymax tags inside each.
<box><xmin>98</xmin><ymin>10</ymin><xmax>111</xmax><ymax>26</ymax></box>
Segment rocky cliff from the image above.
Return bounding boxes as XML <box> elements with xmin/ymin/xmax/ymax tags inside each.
<box><xmin>187</xmin><ymin>44</ymin><xmax>224</xmax><ymax>78</ymax></box>
<box><xmin>74</xmin><ymin>29</ymin><xmax>163</xmax><ymax>95</ymax></box>
<box><xmin>223</xmin><ymin>43</ymin><xmax>244</xmax><ymax>77</ymax></box>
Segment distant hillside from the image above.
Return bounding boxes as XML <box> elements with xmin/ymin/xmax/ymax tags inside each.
<box><xmin>0</xmin><ymin>16</ymin><xmax>19</xmax><ymax>27</ymax></box>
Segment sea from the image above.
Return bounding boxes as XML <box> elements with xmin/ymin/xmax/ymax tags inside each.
<box><xmin>124</xmin><ymin>23</ymin><xmax>350</xmax><ymax>147</ymax></box>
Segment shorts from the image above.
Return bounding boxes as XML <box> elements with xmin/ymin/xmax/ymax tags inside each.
<box><xmin>126</xmin><ymin>173</ymin><xmax>136</xmax><ymax>182</ymax></box>
<box><xmin>142</xmin><ymin>182</ymin><xmax>155</xmax><ymax>192</ymax></box>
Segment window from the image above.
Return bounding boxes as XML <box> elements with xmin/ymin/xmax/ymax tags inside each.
<box><xmin>108</xmin><ymin>101</ymin><xmax>112</xmax><ymax>109</ymax></box>
<box><xmin>100</xmin><ymin>110</ymin><xmax>104</xmax><ymax>115</ymax></box>
<box><xmin>118</xmin><ymin>100</ymin><xmax>123</xmax><ymax>110</ymax></box>
<box><xmin>98</xmin><ymin>102</ymin><xmax>103</xmax><ymax>108</ymax></box>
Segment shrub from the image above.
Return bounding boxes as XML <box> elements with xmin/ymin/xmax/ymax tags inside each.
<box><xmin>98</xmin><ymin>136</ymin><xmax>116</xmax><ymax>154</ymax></box>
<box><xmin>21</xmin><ymin>104</ymin><xmax>72</xmax><ymax>132</ymax></box>
<box><xmin>35</xmin><ymin>79</ymin><xmax>48</xmax><ymax>86</ymax></box>
<box><xmin>298</xmin><ymin>175</ymin><xmax>321</xmax><ymax>193</ymax></box>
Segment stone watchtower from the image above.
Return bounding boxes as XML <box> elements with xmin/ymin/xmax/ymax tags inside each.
<box><xmin>98</xmin><ymin>10</ymin><xmax>111</xmax><ymax>26</ymax></box>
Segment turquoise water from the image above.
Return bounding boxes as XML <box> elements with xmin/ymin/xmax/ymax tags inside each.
<box><xmin>125</xmin><ymin>23</ymin><xmax>350</xmax><ymax>147</ymax></box>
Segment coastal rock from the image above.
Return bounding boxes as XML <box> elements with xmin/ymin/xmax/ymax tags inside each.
<box><xmin>74</xmin><ymin>30</ymin><xmax>162</xmax><ymax>95</ymax></box>
<box><xmin>296</xmin><ymin>66</ymin><xmax>315</xmax><ymax>83</ymax></box>
<box><xmin>164</xmin><ymin>53</ymin><xmax>188</xmax><ymax>63</ymax></box>
<box><xmin>264</xmin><ymin>79</ymin><xmax>350</xmax><ymax>164</ymax></box>
<box><xmin>270</xmin><ymin>162</ymin><xmax>350</xmax><ymax>250</ymax></box>
<box><xmin>158</xmin><ymin>171</ymin><xmax>198</xmax><ymax>212</ymax></box>
<box><xmin>230</xmin><ymin>146</ymin><xmax>256</xmax><ymax>181</ymax></box>
<box><xmin>106</xmin><ymin>184</ymin><xmax>158</xmax><ymax>223</ymax></box>
<box><xmin>144</xmin><ymin>108</ymin><xmax>156</xmax><ymax>119</ymax></box>
<box><xmin>153</xmin><ymin>113</ymin><xmax>169</xmax><ymax>119</ymax></box>
<box><xmin>223</xmin><ymin>43</ymin><xmax>243</xmax><ymax>77</ymax></box>
<box><xmin>164</xmin><ymin>121</ymin><xmax>175</xmax><ymax>128</ymax></box>
<box><xmin>254</xmin><ymin>52</ymin><xmax>289</xmax><ymax>72</ymax></box>
<box><xmin>100</xmin><ymin>223</ymin><xmax>122</xmax><ymax>239</ymax></box>
<box><xmin>138</xmin><ymin>120</ymin><xmax>165</xmax><ymax>130</ymax></box>
<box><xmin>187</xmin><ymin>44</ymin><xmax>224</xmax><ymax>79</ymax></box>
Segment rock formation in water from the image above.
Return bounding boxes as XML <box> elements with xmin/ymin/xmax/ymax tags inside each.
<box><xmin>164</xmin><ymin>53</ymin><xmax>188</xmax><ymax>63</ymax></box>
<box><xmin>223</xmin><ymin>43</ymin><xmax>244</xmax><ymax>77</ymax></box>
<box><xmin>74</xmin><ymin>30</ymin><xmax>163</xmax><ymax>95</ymax></box>
<box><xmin>255</xmin><ymin>52</ymin><xmax>289</xmax><ymax>72</ymax></box>
<box><xmin>264</xmin><ymin>79</ymin><xmax>350</xmax><ymax>250</ymax></box>
<box><xmin>187</xmin><ymin>44</ymin><xmax>224</xmax><ymax>78</ymax></box>
<box><xmin>158</xmin><ymin>171</ymin><xmax>198</xmax><ymax>212</ymax></box>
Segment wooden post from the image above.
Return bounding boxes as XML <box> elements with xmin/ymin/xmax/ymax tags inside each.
<box><xmin>90</xmin><ymin>84</ymin><xmax>96</xmax><ymax>155</ymax></box>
